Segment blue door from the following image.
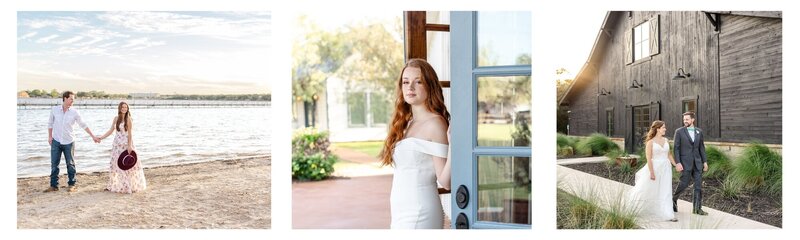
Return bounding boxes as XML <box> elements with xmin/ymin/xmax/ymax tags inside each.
<box><xmin>450</xmin><ymin>11</ymin><xmax>532</xmax><ymax>229</ymax></box>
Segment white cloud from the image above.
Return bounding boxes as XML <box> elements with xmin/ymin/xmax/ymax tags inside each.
<box><xmin>122</xmin><ymin>37</ymin><xmax>166</xmax><ymax>50</ymax></box>
<box><xmin>74</xmin><ymin>37</ymin><xmax>104</xmax><ymax>46</ymax></box>
<box><xmin>25</xmin><ymin>17</ymin><xmax>87</xmax><ymax>31</ymax></box>
<box><xmin>98</xmin><ymin>12</ymin><xmax>269</xmax><ymax>40</ymax></box>
<box><xmin>19</xmin><ymin>32</ymin><xmax>38</xmax><ymax>40</ymax></box>
<box><xmin>36</xmin><ymin>34</ymin><xmax>59</xmax><ymax>43</ymax></box>
<box><xmin>98</xmin><ymin>41</ymin><xmax>119</xmax><ymax>48</ymax></box>
<box><xmin>56</xmin><ymin>36</ymin><xmax>84</xmax><ymax>45</ymax></box>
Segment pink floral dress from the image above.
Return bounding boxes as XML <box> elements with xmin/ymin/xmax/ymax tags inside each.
<box><xmin>107</xmin><ymin>122</ymin><xmax>146</xmax><ymax>193</ymax></box>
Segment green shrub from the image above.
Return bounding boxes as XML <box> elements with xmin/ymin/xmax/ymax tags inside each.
<box><xmin>292</xmin><ymin>128</ymin><xmax>337</xmax><ymax>180</ymax></box>
<box><xmin>604</xmin><ymin>149</ymin><xmax>624</xmax><ymax>162</ymax></box>
<box><xmin>704</xmin><ymin>146</ymin><xmax>733</xmax><ymax>180</ymax></box>
<box><xmin>558</xmin><ymin>146</ymin><xmax>574</xmax><ymax>157</ymax></box>
<box><xmin>603</xmin><ymin>212</ymin><xmax>638</xmax><ymax>229</ymax></box>
<box><xmin>292</xmin><ymin>153</ymin><xmax>337</xmax><ymax>181</ymax></box>
<box><xmin>557</xmin><ymin>133</ymin><xmax>577</xmax><ymax>148</ymax></box>
<box><xmin>724</xmin><ymin>143</ymin><xmax>782</xmax><ymax>197</ymax></box>
<box><xmin>292</xmin><ymin>127</ymin><xmax>332</xmax><ymax>156</ymax></box>
<box><xmin>575</xmin><ymin>133</ymin><xmax>620</xmax><ymax>156</ymax></box>
<box><xmin>618</xmin><ymin>159</ymin><xmax>634</xmax><ymax>175</ymax></box>
<box><xmin>557</xmin><ymin>189</ymin><xmax>638</xmax><ymax>229</ymax></box>
<box><xmin>720</xmin><ymin>178</ymin><xmax>742</xmax><ymax>199</ymax></box>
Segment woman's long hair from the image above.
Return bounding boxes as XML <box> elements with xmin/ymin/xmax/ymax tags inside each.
<box><xmin>379</xmin><ymin>59</ymin><xmax>450</xmax><ymax>166</ymax></box>
<box><xmin>644</xmin><ymin>120</ymin><xmax>665</xmax><ymax>144</ymax></box>
<box><xmin>116</xmin><ymin>101</ymin><xmax>132</xmax><ymax>132</ymax></box>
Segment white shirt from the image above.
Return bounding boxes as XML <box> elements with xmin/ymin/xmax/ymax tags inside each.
<box><xmin>687</xmin><ymin>128</ymin><xmax>696</xmax><ymax>142</ymax></box>
<box><xmin>48</xmin><ymin>105</ymin><xmax>88</xmax><ymax>145</ymax></box>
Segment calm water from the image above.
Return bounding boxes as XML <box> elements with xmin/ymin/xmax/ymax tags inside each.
<box><xmin>17</xmin><ymin>105</ymin><xmax>270</xmax><ymax>177</ymax></box>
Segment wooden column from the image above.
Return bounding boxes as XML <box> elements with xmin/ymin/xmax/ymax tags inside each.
<box><xmin>404</xmin><ymin>11</ymin><xmax>427</xmax><ymax>61</ymax></box>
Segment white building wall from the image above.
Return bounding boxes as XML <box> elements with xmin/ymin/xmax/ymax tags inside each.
<box><xmin>326</xmin><ymin>77</ymin><xmax>387</xmax><ymax>142</ymax></box>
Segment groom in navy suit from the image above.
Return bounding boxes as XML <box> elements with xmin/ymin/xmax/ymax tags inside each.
<box><xmin>672</xmin><ymin>111</ymin><xmax>708</xmax><ymax>215</ymax></box>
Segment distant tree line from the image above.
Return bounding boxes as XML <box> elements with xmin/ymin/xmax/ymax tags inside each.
<box><xmin>20</xmin><ymin>89</ymin><xmax>270</xmax><ymax>101</ymax></box>
<box><xmin>162</xmin><ymin>94</ymin><xmax>270</xmax><ymax>101</ymax></box>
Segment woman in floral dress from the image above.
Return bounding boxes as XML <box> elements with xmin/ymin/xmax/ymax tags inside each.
<box><xmin>98</xmin><ymin>101</ymin><xmax>146</xmax><ymax>193</ymax></box>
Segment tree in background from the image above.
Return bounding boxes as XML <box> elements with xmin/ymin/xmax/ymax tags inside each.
<box><xmin>336</xmin><ymin>19</ymin><xmax>404</xmax><ymax>98</ymax></box>
<box><xmin>292</xmin><ymin>15</ymin><xmax>403</xmax><ymax>127</ymax></box>
<box><xmin>556</xmin><ymin>68</ymin><xmax>572</xmax><ymax>134</ymax></box>
<box><xmin>292</xmin><ymin>15</ymin><xmax>348</xmax><ymax>104</ymax></box>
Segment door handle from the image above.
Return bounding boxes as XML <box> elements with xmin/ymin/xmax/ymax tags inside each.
<box><xmin>456</xmin><ymin>185</ymin><xmax>469</xmax><ymax>209</ymax></box>
<box><xmin>456</xmin><ymin>213</ymin><xmax>469</xmax><ymax>229</ymax></box>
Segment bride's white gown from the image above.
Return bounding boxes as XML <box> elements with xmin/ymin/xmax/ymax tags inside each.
<box><xmin>390</xmin><ymin>137</ymin><xmax>448</xmax><ymax>229</ymax></box>
<box><xmin>628</xmin><ymin>140</ymin><xmax>675</xmax><ymax>221</ymax></box>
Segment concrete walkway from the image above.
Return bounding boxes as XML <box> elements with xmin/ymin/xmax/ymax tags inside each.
<box><xmin>557</xmin><ymin>156</ymin><xmax>609</xmax><ymax>165</ymax></box>
<box><xmin>557</xmin><ymin>157</ymin><xmax>777</xmax><ymax>229</ymax></box>
<box><xmin>293</xmin><ymin>174</ymin><xmax>392</xmax><ymax>229</ymax></box>
<box><xmin>293</xmin><ymin>148</ymin><xmax>392</xmax><ymax>229</ymax></box>
<box><xmin>293</xmin><ymin>148</ymin><xmax>451</xmax><ymax>229</ymax></box>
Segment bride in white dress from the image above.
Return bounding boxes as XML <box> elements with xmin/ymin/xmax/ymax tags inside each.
<box><xmin>379</xmin><ymin>59</ymin><xmax>451</xmax><ymax>229</ymax></box>
<box><xmin>628</xmin><ymin>120</ymin><xmax>679</xmax><ymax>222</ymax></box>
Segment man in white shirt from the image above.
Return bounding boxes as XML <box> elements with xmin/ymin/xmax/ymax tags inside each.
<box><xmin>45</xmin><ymin>91</ymin><xmax>100</xmax><ymax>193</ymax></box>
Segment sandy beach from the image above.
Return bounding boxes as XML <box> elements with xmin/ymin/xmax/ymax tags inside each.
<box><xmin>17</xmin><ymin>157</ymin><xmax>271</xmax><ymax>229</ymax></box>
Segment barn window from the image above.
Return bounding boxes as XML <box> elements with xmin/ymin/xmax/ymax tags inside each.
<box><xmin>682</xmin><ymin>97</ymin><xmax>698</xmax><ymax>122</ymax></box>
<box><xmin>626</xmin><ymin>15</ymin><xmax>660</xmax><ymax>64</ymax></box>
<box><xmin>634</xmin><ymin>21</ymin><xmax>650</xmax><ymax>61</ymax></box>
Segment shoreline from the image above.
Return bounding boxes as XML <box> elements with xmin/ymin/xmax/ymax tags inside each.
<box><xmin>17</xmin><ymin>156</ymin><xmax>271</xmax><ymax>229</ymax></box>
<box><xmin>17</xmin><ymin>154</ymin><xmax>270</xmax><ymax>179</ymax></box>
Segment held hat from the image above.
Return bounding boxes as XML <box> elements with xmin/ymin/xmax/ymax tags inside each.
<box><xmin>117</xmin><ymin>150</ymin><xmax>138</xmax><ymax>170</ymax></box>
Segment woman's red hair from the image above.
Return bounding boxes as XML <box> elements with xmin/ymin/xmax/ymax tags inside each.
<box><xmin>379</xmin><ymin>59</ymin><xmax>450</xmax><ymax>166</ymax></box>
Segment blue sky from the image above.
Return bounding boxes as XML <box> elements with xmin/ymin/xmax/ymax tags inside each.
<box><xmin>17</xmin><ymin>11</ymin><xmax>271</xmax><ymax>94</ymax></box>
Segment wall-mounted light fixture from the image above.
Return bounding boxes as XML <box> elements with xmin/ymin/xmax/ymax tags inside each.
<box><xmin>628</xmin><ymin>80</ymin><xmax>644</xmax><ymax>89</ymax></box>
<box><xmin>672</xmin><ymin>67</ymin><xmax>692</xmax><ymax>80</ymax></box>
<box><xmin>597</xmin><ymin>88</ymin><xmax>611</xmax><ymax>96</ymax></box>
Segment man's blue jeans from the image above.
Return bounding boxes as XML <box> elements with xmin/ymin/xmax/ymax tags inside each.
<box><xmin>50</xmin><ymin>140</ymin><xmax>76</xmax><ymax>187</ymax></box>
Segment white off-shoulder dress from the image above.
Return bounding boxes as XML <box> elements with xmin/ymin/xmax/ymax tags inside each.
<box><xmin>390</xmin><ymin>137</ymin><xmax>448</xmax><ymax>229</ymax></box>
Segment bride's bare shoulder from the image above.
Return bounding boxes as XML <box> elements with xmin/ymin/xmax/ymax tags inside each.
<box><xmin>420</xmin><ymin>116</ymin><xmax>448</xmax><ymax>143</ymax></box>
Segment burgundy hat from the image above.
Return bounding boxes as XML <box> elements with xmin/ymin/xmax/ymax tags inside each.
<box><xmin>117</xmin><ymin>150</ymin><xmax>138</xmax><ymax>170</ymax></box>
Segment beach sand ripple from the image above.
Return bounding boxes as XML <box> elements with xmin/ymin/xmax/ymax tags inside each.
<box><xmin>17</xmin><ymin>157</ymin><xmax>271</xmax><ymax>229</ymax></box>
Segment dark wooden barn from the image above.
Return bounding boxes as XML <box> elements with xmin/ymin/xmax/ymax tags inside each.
<box><xmin>559</xmin><ymin>11</ymin><xmax>782</xmax><ymax>152</ymax></box>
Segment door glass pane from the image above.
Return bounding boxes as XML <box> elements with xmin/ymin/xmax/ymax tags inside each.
<box><xmin>633</xmin><ymin>106</ymin><xmax>650</xmax><ymax>150</ymax></box>
<box><xmin>477</xmin><ymin>76</ymin><xmax>531</xmax><ymax>147</ymax></box>
<box><xmin>477</xmin><ymin>155</ymin><xmax>531</xmax><ymax>224</ymax></box>
<box><xmin>477</xmin><ymin>12</ymin><xmax>531</xmax><ymax>66</ymax></box>
<box><xmin>427</xmin><ymin>31</ymin><xmax>450</xmax><ymax>83</ymax></box>
<box><xmin>426</xmin><ymin>11</ymin><xmax>450</xmax><ymax>24</ymax></box>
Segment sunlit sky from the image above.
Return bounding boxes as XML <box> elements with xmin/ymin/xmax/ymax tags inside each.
<box><xmin>297</xmin><ymin>9</ymin><xmax>400</xmax><ymax>31</ymax></box>
<box><xmin>297</xmin><ymin>10</ymin><xmax>604</xmax><ymax>81</ymax></box>
<box><xmin>17</xmin><ymin>11</ymin><xmax>271</xmax><ymax>95</ymax></box>
<box><xmin>548</xmin><ymin>10</ymin><xmax>607</xmax><ymax>80</ymax></box>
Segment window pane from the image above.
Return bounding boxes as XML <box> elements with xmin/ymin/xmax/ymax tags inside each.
<box><xmin>347</xmin><ymin>92</ymin><xmax>366</xmax><ymax>126</ymax></box>
<box><xmin>426</xmin><ymin>11</ymin><xmax>450</xmax><ymax>24</ymax></box>
<box><xmin>477</xmin><ymin>155</ymin><xmax>531</xmax><ymax>224</ymax></box>
<box><xmin>427</xmin><ymin>31</ymin><xmax>450</xmax><ymax>82</ymax></box>
<box><xmin>641</xmin><ymin>21</ymin><xmax>650</xmax><ymax>43</ymax></box>
<box><xmin>633</xmin><ymin>106</ymin><xmax>650</xmax><ymax>150</ymax></box>
<box><xmin>370</xmin><ymin>92</ymin><xmax>390</xmax><ymax>125</ymax></box>
<box><xmin>634</xmin><ymin>42</ymin><xmax>643</xmax><ymax>60</ymax></box>
<box><xmin>477</xmin><ymin>12</ymin><xmax>531</xmax><ymax>67</ymax></box>
<box><xmin>477</xmin><ymin>76</ymin><xmax>531</xmax><ymax>147</ymax></box>
<box><xmin>634</xmin><ymin>21</ymin><xmax>650</xmax><ymax>60</ymax></box>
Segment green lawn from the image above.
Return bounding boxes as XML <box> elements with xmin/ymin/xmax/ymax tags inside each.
<box><xmin>332</xmin><ymin>141</ymin><xmax>384</xmax><ymax>158</ymax></box>
<box><xmin>478</xmin><ymin>123</ymin><xmax>530</xmax><ymax>146</ymax></box>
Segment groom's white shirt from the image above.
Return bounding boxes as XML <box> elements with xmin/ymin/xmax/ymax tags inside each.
<box><xmin>688</xmin><ymin>128</ymin><xmax>696</xmax><ymax>142</ymax></box>
<box><xmin>48</xmin><ymin>105</ymin><xmax>88</xmax><ymax>145</ymax></box>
